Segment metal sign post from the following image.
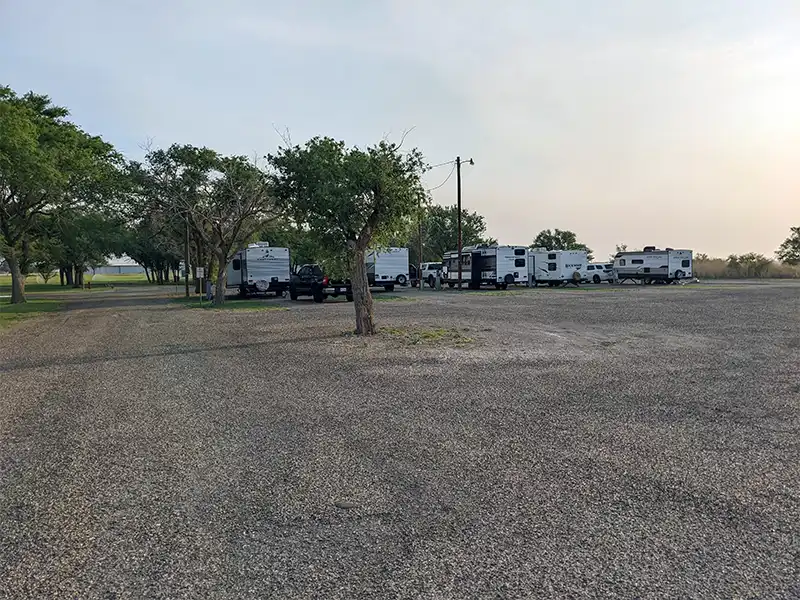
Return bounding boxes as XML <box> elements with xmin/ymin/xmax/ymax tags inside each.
<box><xmin>196</xmin><ymin>267</ymin><xmax>205</xmax><ymax>306</ymax></box>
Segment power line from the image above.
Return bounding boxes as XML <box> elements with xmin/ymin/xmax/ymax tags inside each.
<box><xmin>429</xmin><ymin>159</ymin><xmax>456</xmax><ymax>169</ymax></box>
<box><xmin>426</xmin><ymin>163</ymin><xmax>456</xmax><ymax>192</ymax></box>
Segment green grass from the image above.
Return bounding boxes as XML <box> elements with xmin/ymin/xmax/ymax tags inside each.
<box><xmin>380</xmin><ymin>326</ymin><xmax>473</xmax><ymax>346</ymax></box>
<box><xmin>171</xmin><ymin>297</ymin><xmax>288</xmax><ymax>311</ymax></box>
<box><xmin>0</xmin><ymin>272</ymin><xmax>185</xmax><ymax>293</ymax></box>
<box><xmin>0</xmin><ymin>298</ymin><xmax>64</xmax><ymax>329</ymax></box>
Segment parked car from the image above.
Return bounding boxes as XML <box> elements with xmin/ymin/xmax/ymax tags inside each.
<box><xmin>584</xmin><ymin>263</ymin><xmax>614</xmax><ymax>284</ymax></box>
<box><xmin>289</xmin><ymin>264</ymin><xmax>352</xmax><ymax>303</ymax></box>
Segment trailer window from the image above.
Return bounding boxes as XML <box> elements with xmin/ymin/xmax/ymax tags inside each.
<box><xmin>632</xmin><ymin>259</ymin><xmax>644</xmax><ymax>264</ymax></box>
<box><xmin>514</xmin><ymin>248</ymin><xmax>526</xmax><ymax>256</ymax></box>
<box><xmin>514</xmin><ymin>258</ymin><xmax>525</xmax><ymax>267</ymax></box>
<box><xmin>548</xmin><ymin>263</ymin><xmax>557</xmax><ymax>271</ymax></box>
<box><xmin>682</xmin><ymin>259</ymin><xmax>690</xmax><ymax>267</ymax></box>
<box><xmin>232</xmin><ymin>259</ymin><xmax>241</xmax><ymax>271</ymax></box>
<box><xmin>619</xmin><ymin>259</ymin><xmax>626</xmax><ymax>266</ymax></box>
<box><xmin>548</xmin><ymin>253</ymin><xmax>556</xmax><ymax>260</ymax></box>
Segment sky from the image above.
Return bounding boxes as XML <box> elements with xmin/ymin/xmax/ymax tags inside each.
<box><xmin>2</xmin><ymin>0</ymin><xmax>799</xmax><ymax>258</ymax></box>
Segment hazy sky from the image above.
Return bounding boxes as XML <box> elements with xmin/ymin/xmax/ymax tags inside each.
<box><xmin>2</xmin><ymin>0</ymin><xmax>799</xmax><ymax>258</ymax></box>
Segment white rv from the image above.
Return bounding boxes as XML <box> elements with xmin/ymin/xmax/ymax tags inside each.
<box><xmin>442</xmin><ymin>245</ymin><xmax>528</xmax><ymax>289</ymax></box>
<box><xmin>226</xmin><ymin>243</ymin><xmax>291</xmax><ymax>297</ymax></box>
<box><xmin>528</xmin><ymin>249</ymin><xmax>587</xmax><ymax>286</ymax></box>
<box><xmin>613</xmin><ymin>247</ymin><xmax>693</xmax><ymax>284</ymax></box>
<box><xmin>366</xmin><ymin>247</ymin><xmax>409</xmax><ymax>291</ymax></box>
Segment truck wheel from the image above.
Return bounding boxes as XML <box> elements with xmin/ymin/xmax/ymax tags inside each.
<box><xmin>346</xmin><ymin>293</ymin><xmax>354</xmax><ymax>302</ymax></box>
<box><xmin>289</xmin><ymin>286</ymin><xmax>298</xmax><ymax>301</ymax></box>
<box><xmin>427</xmin><ymin>275</ymin><xmax>435</xmax><ymax>288</ymax></box>
<box><xmin>384</xmin><ymin>284</ymin><xmax>395</xmax><ymax>292</ymax></box>
<box><xmin>593</xmin><ymin>275</ymin><xmax>601</xmax><ymax>284</ymax></box>
<box><xmin>312</xmin><ymin>291</ymin><xmax>324</xmax><ymax>303</ymax></box>
<box><xmin>396</xmin><ymin>274</ymin><xmax>407</xmax><ymax>286</ymax></box>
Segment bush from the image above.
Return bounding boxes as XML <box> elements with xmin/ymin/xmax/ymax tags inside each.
<box><xmin>694</xmin><ymin>254</ymin><xmax>800</xmax><ymax>279</ymax></box>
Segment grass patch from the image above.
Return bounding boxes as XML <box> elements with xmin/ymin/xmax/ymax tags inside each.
<box><xmin>380</xmin><ymin>326</ymin><xmax>473</xmax><ymax>346</ymax></box>
<box><xmin>463</xmin><ymin>289</ymin><xmax>524</xmax><ymax>296</ymax></box>
<box><xmin>0</xmin><ymin>298</ymin><xmax>64</xmax><ymax>329</ymax></box>
<box><xmin>171</xmin><ymin>297</ymin><xmax>288</xmax><ymax>311</ymax></box>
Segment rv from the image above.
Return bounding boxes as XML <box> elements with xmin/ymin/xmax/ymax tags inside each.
<box><xmin>226</xmin><ymin>243</ymin><xmax>291</xmax><ymax>297</ymax></box>
<box><xmin>442</xmin><ymin>245</ymin><xmax>528</xmax><ymax>289</ymax></box>
<box><xmin>366</xmin><ymin>247</ymin><xmax>409</xmax><ymax>291</ymax></box>
<box><xmin>528</xmin><ymin>249</ymin><xmax>587</xmax><ymax>286</ymax></box>
<box><xmin>613</xmin><ymin>247</ymin><xmax>693</xmax><ymax>284</ymax></box>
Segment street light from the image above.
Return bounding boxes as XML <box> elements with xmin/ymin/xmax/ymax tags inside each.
<box><xmin>456</xmin><ymin>156</ymin><xmax>475</xmax><ymax>290</ymax></box>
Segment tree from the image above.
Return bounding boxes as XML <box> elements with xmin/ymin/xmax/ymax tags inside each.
<box><xmin>0</xmin><ymin>86</ymin><xmax>123</xmax><ymax>302</ymax></box>
<box><xmin>269</xmin><ymin>137</ymin><xmax>427</xmax><ymax>335</ymax></box>
<box><xmin>410</xmin><ymin>204</ymin><xmax>495</xmax><ymax>262</ymax></box>
<box><xmin>531</xmin><ymin>229</ymin><xmax>594</xmax><ymax>261</ymax></box>
<box><xmin>776</xmin><ymin>227</ymin><xmax>800</xmax><ymax>265</ymax></box>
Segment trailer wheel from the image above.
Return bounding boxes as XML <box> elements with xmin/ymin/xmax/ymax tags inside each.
<box><xmin>500</xmin><ymin>283</ymin><xmax>508</xmax><ymax>290</ymax></box>
<box><xmin>396</xmin><ymin>274</ymin><xmax>407</xmax><ymax>286</ymax></box>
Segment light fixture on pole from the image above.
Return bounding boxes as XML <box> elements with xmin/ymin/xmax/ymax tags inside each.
<box><xmin>456</xmin><ymin>156</ymin><xmax>475</xmax><ymax>290</ymax></box>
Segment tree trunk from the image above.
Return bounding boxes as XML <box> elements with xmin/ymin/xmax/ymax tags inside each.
<box><xmin>6</xmin><ymin>253</ymin><xmax>26</xmax><ymax>304</ymax></box>
<box><xmin>64</xmin><ymin>266</ymin><xmax>74</xmax><ymax>286</ymax></box>
<box><xmin>213</xmin><ymin>252</ymin><xmax>227</xmax><ymax>306</ymax></box>
<box><xmin>144</xmin><ymin>266</ymin><xmax>151</xmax><ymax>283</ymax></box>
<box><xmin>349</xmin><ymin>244</ymin><xmax>375</xmax><ymax>335</ymax></box>
<box><xmin>59</xmin><ymin>268</ymin><xmax>65</xmax><ymax>286</ymax></box>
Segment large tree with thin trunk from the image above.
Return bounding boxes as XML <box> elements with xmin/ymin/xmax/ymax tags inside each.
<box><xmin>776</xmin><ymin>226</ymin><xmax>800</xmax><ymax>265</ymax></box>
<box><xmin>131</xmin><ymin>145</ymin><xmax>276</xmax><ymax>304</ymax></box>
<box><xmin>268</xmin><ymin>137</ymin><xmax>427</xmax><ymax>335</ymax></box>
<box><xmin>0</xmin><ymin>86</ymin><xmax>123</xmax><ymax>302</ymax></box>
<box><xmin>530</xmin><ymin>228</ymin><xmax>594</xmax><ymax>261</ymax></box>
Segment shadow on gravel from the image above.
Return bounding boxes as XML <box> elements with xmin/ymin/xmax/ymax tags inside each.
<box><xmin>0</xmin><ymin>332</ymin><xmax>342</xmax><ymax>373</ymax></box>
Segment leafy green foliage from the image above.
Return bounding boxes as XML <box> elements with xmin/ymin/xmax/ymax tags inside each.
<box><xmin>0</xmin><ymin>86</ymin><xmax>124</xmax><ymax>302</ymax></box>
<box><xmin>531</xmin><ymin>229</ymin><xmax>594</xmax><ymax>261</ymax></box>
<box><xmin>407</xmin><ymin>204</ymin><xmax>495</xmax><ymax>264</ymax></box>
<box><xmin>776</xmin><ymin>227</ymin><xmax>800</xmax><ymax>265</ymax></box>
<box><xmin>268</xmin><ymin>137</ymin><xmax>427</xmax><ymax>333</ymax></box>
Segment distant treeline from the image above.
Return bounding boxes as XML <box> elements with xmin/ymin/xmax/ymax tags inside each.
<box><xmin>694</xmin><ymin>253</ymin><xmax>800</xmax><ymax>279</ymax></box>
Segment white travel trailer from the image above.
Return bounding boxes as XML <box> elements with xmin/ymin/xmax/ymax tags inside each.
<box><xmin>442</xmin><ymin>245</ymin><xmax>528</xmax><ymax>289</ymax></box>
<box><xmin>528</xmin><ymin>248</ymin><xmax>587</xmax><ymax>286</ymax></box>
<box><xmin>366</xmin><ymin>247</ymin><xmax>409</xmax><ymax>291</ymax></box>
<box><xmin>226</xmin><ymin>243</ymin><xmax>291</xmax><ymax>297</ymax></box>
<box><xmin>613</xmin><ymin>247</ymin><xmax>693</xmax><ymax>284</ymax></box>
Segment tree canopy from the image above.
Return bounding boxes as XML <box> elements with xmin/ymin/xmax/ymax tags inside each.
<box><xmin>530</xmin><ymin>229</ymin><xmax>594</xmax><ymax>261</ymax></box>
<box><xmin>268</xmin><ymin>136</ymin><xmax>427</xmax><ymax>334</ymax></box>
<box><xmin>776</xmin><ymin>227</ymin><xmax>800</xmax><ymax>265</ymax></box>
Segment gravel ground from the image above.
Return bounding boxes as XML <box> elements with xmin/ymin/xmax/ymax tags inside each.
<box><xmin>0</xmin><ymin>282</ymin><xmax>798</xmax><ymax>599</ymax></box>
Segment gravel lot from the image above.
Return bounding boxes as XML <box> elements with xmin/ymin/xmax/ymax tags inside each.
<box><xmin>0</xmin><ymin>282</ymin><xmax>798</xmax><ymax>599</ymax></box>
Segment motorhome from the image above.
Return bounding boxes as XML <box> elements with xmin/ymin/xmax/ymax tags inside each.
<box><xmin>613</xmin><ymin>247</ymin><xmax>693</xmax><ymax>284</ymax></box>
<box><xmin>442</xmin><ymin>245</ymin><xmax>528</xmax><ymax>289</ymax></box>
<box><xmin>366</xmin><ymin>247</ymin><xmax>409</xmax><ymax>291</ymax></box>
<box><xmin>226</xmin><ymin>243</ymin><xmax>291</xmax><ymax>297</ymax></box>
<box><xmin>528</xmin><ymin>248</ymin><xmax>588</xmax><ymax>286</ymax></box>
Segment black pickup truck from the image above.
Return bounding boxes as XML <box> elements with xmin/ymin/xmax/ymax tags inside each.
<box><xmin>289</xmin><ymin>264</ymin><xmax>353</xmax><ymax>303</ymax></box>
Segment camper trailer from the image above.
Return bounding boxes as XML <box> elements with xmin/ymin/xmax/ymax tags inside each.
<box><xmin>226</xmin><ymin>243</ymin><xmax>291</xmax><ymax>297</ymax></box>
<box><xmin>613</xmin><ymin>247</ymin><xmax>693</xmax><ymax>284</ymax></box>
<box><xmin>442</xmin><ymin>245</ymin><xmax>528</xmax><ymax>289</ymax></box>
<box><xmin>366</xmin><ymin>247</ymin><xmax>410</xmax><ymax>291</ymax></box>
<box><xmin>528</xmin><ymin>249</ymin><xmax>587</xmax><ymax>286</ymax></box>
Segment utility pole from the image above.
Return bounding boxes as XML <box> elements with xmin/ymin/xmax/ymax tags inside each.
<box><xmin>184</xmin><ymin>212</ymin><xmax>190</xmax><ymax>298</ymax></box>
<box><xmin>418</xmin><ymin>198</ymin><xmax>424</xmax><ymax>291</ymax></box>
<box><xmin>456</xmin><ymin>156</ymin><xmax>462</xmax><ymax>290</ymax></box>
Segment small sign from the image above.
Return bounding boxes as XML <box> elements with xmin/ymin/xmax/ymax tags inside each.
<box><xmin>196</xmin><ymin>267</ymin><xmax>205</xmax><ymax>279</ymax></box>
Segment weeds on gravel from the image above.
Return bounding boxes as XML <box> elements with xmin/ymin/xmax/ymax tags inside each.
<box><xmin>380</xmin><ymin>326</ymin><xmax>473</xmax><ymax>346</ymax></box>
<box><xmin>373</xmin><ymin>295</ymin><xmax>416</xmax><ymax>302</ymax></box>
<box><xmin>0</xmin><ymin>298</ymin><xmax>64</xmax><ymax>329</ymax></box>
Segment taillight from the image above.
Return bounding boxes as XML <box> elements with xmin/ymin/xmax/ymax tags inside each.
<box><xmin>322</xmin><ymin>276</ymin><xmax>329</xmax><ymax>286</ymax></box>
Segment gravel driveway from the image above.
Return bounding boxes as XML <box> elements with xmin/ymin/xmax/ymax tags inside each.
<box><xmin>0</xmin><ymin>282</ymin><xmax>798</xmax><ymax>598</ymax></box>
